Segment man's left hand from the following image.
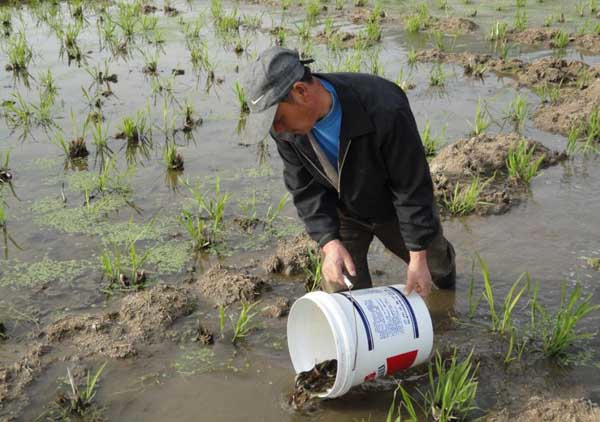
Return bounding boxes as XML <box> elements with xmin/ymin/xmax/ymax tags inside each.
<box><xmin>405</xmin><ymin>250</ymin><xmax>432</xmax><ymax>297</ymax></box>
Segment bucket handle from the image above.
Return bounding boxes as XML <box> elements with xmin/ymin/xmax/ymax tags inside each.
<box><xmin>343</xmin><ymin>276</ymin><xmax>359</xmax><ymax>372</ymax></box>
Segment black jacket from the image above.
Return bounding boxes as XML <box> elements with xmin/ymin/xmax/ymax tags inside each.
<box><xmin>271</xmin><ymin>72</ymin><xmax>437</xmax><ymax>251</ymax></box>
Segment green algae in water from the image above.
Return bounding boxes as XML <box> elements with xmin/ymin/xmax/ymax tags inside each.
<box><xmin>145</xmin><ymin>239</ymin><xmax>192</xmax><ymax>274</ymax></box>
<box><xmin>0</xmin><ymin>257</ymin><xmax>91</xmax><ymax>287</ymax></box>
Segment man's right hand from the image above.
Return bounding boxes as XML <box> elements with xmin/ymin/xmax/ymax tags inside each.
<box><xmin>322</xmin><ymin>239</ymin><xmax>356</xmax><ymax>290</ymax></box>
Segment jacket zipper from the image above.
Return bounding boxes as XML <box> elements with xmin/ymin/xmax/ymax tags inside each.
<box><xmin>297</xmin><ymin>149</ymin><xmax>336</xmax><ymax>189</ymax></box>
<box><xmin>338</xmin><ymin>139</ymin><xmax>352</xmax><ymax>199</ymax></box>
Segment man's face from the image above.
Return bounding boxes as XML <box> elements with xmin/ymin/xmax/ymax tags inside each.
<box><xmin>271</xmin><ymin>82</ymin><xmax>318</xmax><ymax>135</ymax></box>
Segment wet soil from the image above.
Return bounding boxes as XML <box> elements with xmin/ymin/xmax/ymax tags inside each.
<box><xmin>262</xmin><ymin>234</ymin><xmax>318</xmax><ymax>276</ymax></box>
<box><xmin>0</xmin><ymin>344</ymin><xmax>50</xmax><ymax>409</ymax></box>
<box><xmin>430</xmin><ymin>133</ymin><xmax>565</xmax><ymax>215</ymax></box>
<box><xmin>533</xmin><ymin>78</ymin><xmax>600</xmax><ymax>136</ymax></box>
<box><xmin>261</xmin><ymin>297</ymin><xmax>290</xmax><ymax>318</ymax></box>
<box><xmin>506</xmin><ymin>27</ymin><xmax>600</xmax><ymax>55</ymax></box>
<box><xmin>427</xmin><ymin>16</ymin><xmax>479</xmax><ymax>34</ymax></box>
<box><xmin>45</xmin><ymin>285</ymin><xmax>196</xmax><ymax>359</ymax></box>
<box><xmin>289</xmin><ymin>360</ymin><xmax>337</xmax><ymax>411</ymax></box>
<box><xmin>196</xmin><ymin>264</ymin><xmax>268</xmax><ymax>306</ymax></box>
<box><xmin>485</xmin><ymin>396</ymin><xmax>600</xmax><ymax>422</ymax></box>
<box><xmin>416</xmin><ymin>50</ymin><xmax>600</xmax><ymax>89</ymax></box>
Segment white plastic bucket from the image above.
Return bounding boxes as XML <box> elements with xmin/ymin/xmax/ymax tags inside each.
<box><xmin>287</xmin><ymin>284</ymin><xmax>433</xmax><ymax>398</ymax></box>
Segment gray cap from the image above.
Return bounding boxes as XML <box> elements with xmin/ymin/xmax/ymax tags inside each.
<box><xmin>241</xmin><ymin>47</ymin><xmax>314</xmax><ymax>114</ymax></box>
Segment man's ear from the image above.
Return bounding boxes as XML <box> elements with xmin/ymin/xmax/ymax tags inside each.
<box><xmin>291</xmin><ymin>81</ymin><xmax>310</xmax><ymax>103</ymax></box>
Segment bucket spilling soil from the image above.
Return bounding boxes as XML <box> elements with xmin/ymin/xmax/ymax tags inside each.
<box><xmin>288</xmin><ymin>359</ymin><xmax>337</xmax><ymax>410</ymax></box>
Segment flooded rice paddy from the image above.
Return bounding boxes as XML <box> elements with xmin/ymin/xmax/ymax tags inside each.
<box><xmin>0</xmin><ymin>0</ymin><xmax>599</xmax><ymax>420</ymax></box>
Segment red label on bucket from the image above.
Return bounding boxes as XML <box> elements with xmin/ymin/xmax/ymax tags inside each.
<box><xmin>385</xmin><ymin>350</ymin><xmax>418</xmax><ymax>375</ymax></box>
<box><xmin>364</xmin><ymin>372</ymin><xmax>376</xmax><ymax>382</ymax></box>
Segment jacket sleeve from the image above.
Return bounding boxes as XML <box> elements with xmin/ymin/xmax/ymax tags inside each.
<box><xmin>381</xmin><ymin>106</ymin><xmax>438</xmax><ymax>251</ymax></box>
<box><xmin>274</xmin><ymin>137</ymin><xmax>340</xmax><ymax>248</ymax></box>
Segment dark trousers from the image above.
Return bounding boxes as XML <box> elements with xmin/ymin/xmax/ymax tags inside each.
<box><xmin>322</xmin><ymin>207</ymin><xmax>456</xmax><ymax>293</ymax></box>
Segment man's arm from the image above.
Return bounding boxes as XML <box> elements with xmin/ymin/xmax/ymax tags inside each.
<box><xmin>381</xmin><ymin>106</ymin><xmax>438</xmax><ymax>296</ymax></box>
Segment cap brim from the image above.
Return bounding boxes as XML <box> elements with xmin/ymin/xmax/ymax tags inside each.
<box><xmin>242</xmin><ymin>103</ymin><xmax>278</xmax><ymax>143</ymax></box>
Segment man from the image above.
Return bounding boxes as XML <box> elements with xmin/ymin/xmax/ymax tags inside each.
<box><xmin>242</xmin><ymin>47</ymin><xmax>455</xmax><ymax>297</ymax></box>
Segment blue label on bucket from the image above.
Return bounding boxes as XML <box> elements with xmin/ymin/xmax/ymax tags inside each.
<box><xmin>387</xmin><ymin>286</ymin><xmax>419</xmax><ymax>339</ymax></box>
<box><xmin>340</xmin><ymin>293</ymin><xmax>375</xmax><ymax>351</ymax></box>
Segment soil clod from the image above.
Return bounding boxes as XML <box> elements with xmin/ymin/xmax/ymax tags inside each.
<box><xmin>263</xmin><ymin>234</ymin><xmax>318</xmax><ymax>276</ymax></box>
<box><xmin>262</xmin><ymin>297</ymin><xmax>290</xmax><ymax>318</ymax></box>
<box><xmin>197</xmin><ymin>264</ymin><xmax>268</xmax><ymax>306</ymax></box>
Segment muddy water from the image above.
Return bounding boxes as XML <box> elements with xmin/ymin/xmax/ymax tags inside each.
<box><xmin>1</xmin><ymin>0</ymin><xmax>600</xmax><ymax>421</ymax></box>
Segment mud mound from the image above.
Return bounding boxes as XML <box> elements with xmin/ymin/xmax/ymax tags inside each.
<box><xmin>120</xmin><ymin>285</ymin><xmax>197</xmax><ymax>340</ymax></box>
<box><xmin>508</xmin><ymin>27</ymin><xmax>560</xmax><ymax>45</ymax></box>
<box><xmin>431</xmin><ymin>133</ymin><xmax>564</xmax><ymax>215</ymax></box>
<box><xmin>428</xmin><ymin>16</ymin><xmax>478</xmax><ymax>33</ymax></box>
<box><xmin>0</xmin><ymin>343</ymin><xmax>49</xmax><ymax>408</ymax></box>
<box><xmin>45</xmin><ymin>285</ymin><xmax>196</xmax><ymax>359</ymax></box>
<box><xmin>262</xmin><ymin>297</ymin><xmax>290</xmax><ymax>318</ymax></box>
<box><xmin>263</xmin><ymin>233</ymin><xmax>317</xmax><ymax>276</ymax></box>
<box><xmin>533</xmin><ymin>78</ymin><xmax>600</xmax><ymax>136</ymax></box>
<box><xmin>486</xmin><ymin>396</ymin><xmax>600</xmax><ymax>422</ymax></box>
<box><xmin>574</xmin><ymin>34</ymin><xmax>600</xmax><ymax>55</ymax></box>
<box><xmin>197</xmin><ymin>264</ymin><xmax>267</xmax><ymax>306</ymax></box>
<box><xmin>519</xmin><ymin>57</ymin><xmax>589</xmax><ymax>87</ymax></box>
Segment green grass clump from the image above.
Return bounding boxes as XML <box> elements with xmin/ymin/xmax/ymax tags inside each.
<box><xmin>504</xmin><ymin>94</ymin><xmax>529</xmax><ymax>131</ymax></box>
<box><xmin>467</xmin><ymin>98</ymin><xmax>489</xmax><ymax>136</ymax></box>
<box><xmin>421</xmin><ymin>349</ymin><xmax>479</xmax><ymax>422</ymax></box>
<box><xmin>506</xmin><ymin>140</ymin><xmax>545</xmax><ymax>184</ymax></box>
<box><xmin>5</xmin><ymin>30</ymin><xmax>33</xmax><ymax>72</ymax></box>
<box><xmin>428</xmin><ymin>64</ymin><xmax>446</xmax><ymax>87</ymax></box>
<box><xmin>587</xmin><ymin>257</ymin><xmax>600</xmax><ymax>270</ymax></box>
<box><xmin>488</xmin><ymin>21</ymin><xmax>508</xmax><ymax>41</ymax></box>
<box><xmin>537</xmin><ymin>284</ymin><xmax>600</xmax><ymax>358</ymax></box>
<box><xmin>421</xmin><ymin>120</ymin><xmax>446</xmax><ymax>157</ymax></box>
<box><xmin>304</xmin><ymin>248</ymin><xmax>323</xmax><ymax>292</ymax></box>
<box><xmin>386</xmin><ymin>383</ymin><xmax>419</xmax><ymax>422</ymax></box>
<box><xmin>552</xmin><ymin>30</ymin><xmax>570</xmax><ymax>49</ymax></box>
<box><xmin>234</xmin><ymin>81</ymin><xmax>250</xmax><ymax>114</ymax></box>
<box><xmin>227</xmin><ymin>301</ymin><xmax>261</xmax><ymax>344</ymax></box>
<box><xmin>441</xmin><ymin>177</ymin><xmax>490</xmax><ymax>216</ymax></box>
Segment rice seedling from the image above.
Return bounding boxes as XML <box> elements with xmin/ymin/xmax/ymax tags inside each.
<box><xmin>364</xmin><ymin>18</ymin><xmax>382</xmax><ymax>42</ymax></box>
<box><xmin>0</xmin><ymin>150</ymin><xmax>11</xmax><ymax>183</ymax></box>
<box><xmin>265</xmin><ymin>192</ymin><xmax>289</xmax><ymax>226</ymax></box>
<box><xmin>45</xmin><ymin>362</ymin><xmax>107</xmax><ymax>420</ymax></box>
<box><xmin>420</xmin><ymin>349</ymin><xmax>479</xmax><ymax>422</ymax></box>
<box><xmin>211</xmin><ymin>0</ymin><xmax>224</xmax><ymax>20</ymax></box>
<box><xmin>4</xmin><ymin>30</ymin><xmax>33</xmax><ymax>72</ymax></box>
<box><xmin>234</xmin><ymin>81</ymin><xmax>250</xmax><ymax>114</ymax></box>
<box><xmin>516</xmin><ymin>0</ymin><xmax>527</xmax><ymax>7</ymax></box>
<box><xmin>441</xmin><ymin>177</ymin><xmax>490</xmax><ymax>216</ymax></box>
<box><xmin>181</xmin><ymin>15</ymin><xmax>206</xmax><ymax>40</ymax></box>
<box><xmin>504</xmin><ymin>94</ymin><xmax>529</xmax><ymax>131</ymax></box>
<box><xmin>231</xmin><ymin>301</ymin><xmax>261</xmax><ymax>344</ymax></box>
<box><xmin>241</xmin><ymin>13</ymin><xmax>261</xmax><ymax>29</ymax></box>
<box><xmin>304</xmin><ymin>248</ymin><xmax>324</xmax><ymax>292</ymax></box>
<box><xmin>405</xmin><ymin>14</ymin><xmax>426</xmax><ymax>33</ymax></box>
<box><xmin>354</xmin><ymin>0</ymin><xmax>368</xmax><ymax>6</ymax></box>
<box><xmin>566</xmin><ymin>126</ymin><xmax>581</xmax><ymax>155</ymax></box>
<box><xmin>467</xmin><ymin>98</ymin><xmax>489</xmax><ymax>136</ymax></box>
<box><xmin>116</xmin><ymin>109</ymin><xmax>151</xmax><ymax>145</ymax></box>
<box><xmin>178</xmin><ymin>208</ymin><xmax>211</xmax><ymax>250</ymax></box>
<box><xmin>463</xmin><ymin>61</ymin><xmax>488</xmax><ymax>79</ymax></box>
<box><xmin>506</xmin><ymin>140</ymin><xmax>545</xmax><ymax>184</ymax></box>
<box><xmin>407</xmin><ymin>48</ymin><xmax>418</xmax><ymax>66</ymax></box>
<box><xmin>116</xmin><ymin>1</ymin><xmax>140</xmax><ymax>41</ymax></box>
<box><xmin>59</xmin><ymin>21</ymin><xmax>84</xmax><ymax>64</ymax></box>
<box><xmin>576</xmin><ymin>0</ymin><xmax>586</xmax><ymax>16</ymax></box>
<box><xmin>335</xmin><ymin>0</ymin><xmax>345</xmax><ymax>10</ymax></box>
<box><xmin>536</xmin><ymin>283</ymin><xmax>600</xmax><ymax>358</ymax></box>
<box><xmin>430</xmin><ymin>30</ymin><xmax>447</xmax><ymax>52</ymax></box>
<box><xmin>591</xmin><ymin>0</ymin><xmax>598</xmax><ymax>13</ymax></box>
<box><xmin>164</xmin><ymin>142</ymin><xmax>184</xmax><ymax>171</ymax></box>
<box><xmin>0</xmin><ymin>202</ymin><xmax>6</xmax><ymax>227</ymax></box>
<box><xmin>428</xmin><ymin>64</ymin><xmax>446</xmax><ymax>87</ymax></box>
<box><xmin>183</xmin><ymin>177</ymin><xmax>231</xmax><ymax>236</ymax></box>
<box><xmin>39</xmin><ymin>69</ymin><xmax>59</xmax><ymax>103</ymax></box>
<box><xmin>181</xmin><ymin>99</ymin><xmax>202</xmax><ymax>131</ymax></box>
<box><xmin>543</xmin><ymin>15</ymin><xmax>553</xmax><ymax>27</ymax></box>
<box><xmin>488</xmin><ymin>21</ymin><xmax>508</xmax><ymax>42</ymax></box>
<box><xmin>436</xmin><ymin>0</ymin><xmax>448</xmax><ymax>10</ymax></box>
<box><xmin>386</xmin><ymin>383</ymin><xmax>420</xmax><ymax>422</ymax></box>
<box><xmin>0</xmin><ymin>8</ymin><xmax>12</xmax><ymax>36</ymax></box>
<box><xmin>532</xmin><ymin>82</ymin><xmax>562</xmax><ymax>105</ymax></box>
<box><xmin>478</xmin><ymin>254</ymin><xmax>530</xmax><ymax>335</ymax></box>
<box><xmin>421</xmin><ymin>120</ymin><xmax>446</xmax><ymax>157</ymax></box>
<box><xmin>395</xmin><ymin>68</ymin><xmax>414</xmax><ymax>91</ymax></box>
<box><xmin>513</xmin><ymin>9</ymin><xmax>527</xmax><ymax>32</ymax></box>
<box><xmin>551</xmin><ymin>30</ymin><xmax>570</xmax><ymax>49</ymax></box>
<box><xmin>306</xmin><ymin>0</ymin><xmax>322</xmax><ymax>23</ymax></box>
<box><xmin>274</xmin><ymin>26</ymin><xmax>286</xmax><ymax>46</ymax></box>
<box><xmin>581</xmin><ymin>107</ymin><xmax>600</xmax><ymax>153</ymax></box>
<box><xmin>215</xmin><ymin>9</ymin><xmax>241</xmax><ymax>33</ymax></box>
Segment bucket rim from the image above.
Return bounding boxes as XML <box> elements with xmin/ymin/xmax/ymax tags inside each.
<box><xmin>287</xmin><ymin>291</ymin><xmax>355</xmax><ymax>398</ymax></box>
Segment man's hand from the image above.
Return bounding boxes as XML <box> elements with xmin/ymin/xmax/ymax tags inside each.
<box><xmin>405</xmin><ymin>250</ymin><xmax>432</xmax><ymax>297</ymax></box>
<box><xmin>322</xmin><ymin>239</ymin><xmax>356</xmax><ymax>290</ymax></box>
